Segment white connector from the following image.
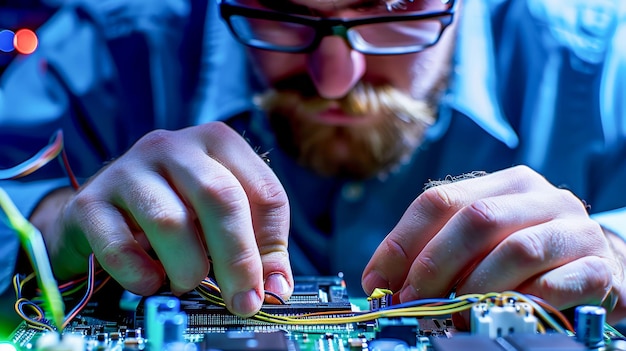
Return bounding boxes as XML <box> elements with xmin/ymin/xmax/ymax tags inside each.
<box><xmin>471</xmin><ymin>302</ymin><xmax>538</xmax><ymax>338</ymax></box>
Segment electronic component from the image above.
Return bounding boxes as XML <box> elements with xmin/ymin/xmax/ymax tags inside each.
<box><xmin>144</xmin><ymin>296</ymin><xmax>187</xmax><ymax>351</ymax></box>
<box><xmin>471</xmin><ymin>301</ymin><xmax>538</xmax><ymax>338</ymax></box>
<box><xmin>367</xmin><ymin>288</ymin><xmax>393</xmax><ymax>311</ymax></box>
<box><xmin>431</xmin><ymin>333</ymin><xmax>587</xmax><ymax>351</ymax></box>
<box><xmin>575</xmin><ymin>305</ymin><xmax>606</xmax><ymax>349</ymax></box>
<box><xmin>135</xmin><ymin>276</ymin><xmax>356</xmax><ymax>335</ymax></box>
<box><xmin>376</xmin><ymin>317</ymin><xmax>419</xmax><ymax>346</ymax></box>
<box><xmin>202</xmin><ymin>331</ymin><xmax>292</xmax><ymax>351</ymax></box>
<box><xmin>503</xmin><ymin>333</ymin><xmax>587</xmax><ymax>351</ymax></box>
<box><xmin>8</xmin><ymin>276</ymin><xmax>625</xmax><ymax>351</ymax></box>
<box><xmin>368</xmin><ymin>339</ymin><xmax>410</xmax><ymax>351</ymax></box>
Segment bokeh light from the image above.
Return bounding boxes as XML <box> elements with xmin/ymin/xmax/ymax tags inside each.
<box><xmin>14</xmin><ymin>28</ymin><xmax>38</xmax><ymax>54</ymax></box>
<box><xmin>0</xmin><ymin>30</ymin><xmax>14</xmax><ymax>53</ymax></box>
<box><xmin>0</xmin><ymin>343</ymin><xmax>17</xmax><ymax>351</ymax></box>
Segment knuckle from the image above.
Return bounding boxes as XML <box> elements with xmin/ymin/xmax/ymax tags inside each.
<box><xmin>509</xmin><ymin>164</ymin><xmax>539</xmax><ymax>181</ymax></box>
<box><xmin>413</xmin><ymin>255</ymin><xmax>442</xmax><ymax>280</ymax></box>
<box><xmin>579</xmin><ymin>220</ymin><xmax>605</xmax><ymax>242</ymax></box>
<box><xmin>507</xmin><ymin>165</ymin><xmax>546</xmax><ymax>189</ymax></box>
<box><xmin>200</xmin><ymin>121</ymin><xmax>237</xmax><ymax>140</ymax></box>
<box><xmin>70</xmin><ymin>191</ymin><xmax>99</xmax><ymax>215</ymax></box>
<box><xmin>554</xmin><ymin>188</ymin><xmax>590</xmax><ymax>215</ymax></box>
<box><xmin>69</xmin><ymin>192</ymin><xmax>108</xmax><ymax>227</ymax></box>
<box><xmin>249</xmin><ymin>180</ymin><xmax>290</xmax><ymax>220</ymax></box>
<box><xmin>222</xmin><ymin>247</ymin><xmax>260</xmax><ymax>271</ymax></box>
<box><xmin>502</xmin><ymin>232</ymin><xmax>546</xmax><ymax>265</ymax></box>
<box><xmin>509</xmin><ymin>164</ymin><xmax>534</xmax><ymax>176</ymax></box>
<box><xmin>558</xmin><ymin>219</ymin><xmax>606</xmax><ymax>252</ymax></box>
<box><xmin>205</xmin><ymin>121</ymin><xmax>231</xmax><ymax>133</ymax></box>
<box><xmin>383</xmin><ymin>236</ymin><xmax>411</xmax><ymax>264</ymax></box>
<box><xmin>461</xmin><ymin>199</ymin><xmax>500</xmax><ymax>230</ymax></box>
<box><xmin>135</xmin><ymin>129</ymin><xmax>176</xmax><ymax>154</ymax></box>
<box><xmin>197</xmin><ymin>175</ymin><xmax>247</xmax><ymax>213</ymax></box>
<box><xmin>147</xmin><ymin>207</ymin><xmax>190</xmax><ymax>233</ymax></box>
<box><xmin>249</xmin><ymin>179</ymin><xmax>288</xmax><ymax>209</ymax></box>
<box><xmin>98</xmin><ymin>240</ymin><xmax>133</xmax><ymax>269</ymax></box>
<box><xmin>258</xmin><ymin>249</ymin><xmax>290</xmax><ymax>268</ymax></box>
<box><xmin>105</xmin><ymin>164</ymin><xmax>136</xmax><ymax>185</ymax></box>
<box><xmin>417</xmin><ymin>186</ymin><xmax>458</xmax><ymax>213</ymax></box>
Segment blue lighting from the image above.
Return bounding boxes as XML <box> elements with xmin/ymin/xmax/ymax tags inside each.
<box><xmin>0</xmin><ymin>30</ymin><xmax>15</xmax><ymax>53</ymax></box>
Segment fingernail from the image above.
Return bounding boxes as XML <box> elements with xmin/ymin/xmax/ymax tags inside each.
<box><xmin>362</xmin><ymin>271</ymin><xmax>388</xmax><ymax>294</ymax></box>
<box><xmin>399</xmin><ymin>284</ymin><xmax>420</xmax><ymax>302</ymax></box>
<box><xmin>265</xmin><ymin>273</ymin><xmax>291</xmax><ymax>297</ymax></box>
<box><xmin>232</xmin><ymin>289</ymin><xmax>262</xmax><ymax>317</ymax></box>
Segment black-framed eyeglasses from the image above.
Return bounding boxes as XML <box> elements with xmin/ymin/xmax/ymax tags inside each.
<box><xmin>218</xmin><ymin>0</ymin><xmax>457</xmax><ymax>55</ymax></box>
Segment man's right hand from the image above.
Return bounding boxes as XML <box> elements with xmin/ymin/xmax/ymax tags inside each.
<box><xmin>30</xmin><ymin>122</ymin><xmax>293</xmax><ymax>317</ymax></box>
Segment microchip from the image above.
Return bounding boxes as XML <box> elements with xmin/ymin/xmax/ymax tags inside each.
<box><xmin>202</xmin><ymin>331</ymin><xmax>292</xmax><ymax>351</ymax></box>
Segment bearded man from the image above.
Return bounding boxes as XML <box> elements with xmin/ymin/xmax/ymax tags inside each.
<box><xmin>1</xmin><ymin>0</ymin><xmax>625</xmax><ymax>334</ymax></box>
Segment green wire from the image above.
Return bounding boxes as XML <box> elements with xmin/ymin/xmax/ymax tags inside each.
<box><xmin>0</xmin><ymin>187</ymin><xmax>65</xmax><ymax>331</ymax></box>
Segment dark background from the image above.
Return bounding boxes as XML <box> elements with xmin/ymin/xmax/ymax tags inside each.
<box><xmin>0</xmin><ymin>0</ymin><xmax>57</xmax><ymax>74</ymax></box>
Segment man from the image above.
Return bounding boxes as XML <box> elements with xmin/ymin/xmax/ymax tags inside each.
<box><xmin>1</xmin><ymin>0</ymin><xmax>625</xmax><ymax>331</ymax></box>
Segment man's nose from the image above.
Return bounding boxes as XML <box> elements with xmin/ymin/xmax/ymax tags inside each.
<box><xmin>306</xmin><ymin>36</ymin><xmax>366</xmax><ymax>99</ymax></box>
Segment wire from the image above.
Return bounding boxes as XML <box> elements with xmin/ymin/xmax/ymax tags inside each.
<box><xmin>525</xmin><ymin>293</ymin><xmax>575</xmax><ymax>333</ymax></box>
<box><xmin>502</xmin><ymin>291</ymin><xmax>571</xmax><ymax>334</ymax></box>
<box><xmin>0</xmin><ymin>130</ymin><xmax>63</xmax><ymax>180</ymax></box>
<box><xmin>12</xmin><ymin>253</ymin><xmax>110</xmax><ymax>331</ymax></box>
<box><xmin>62</xmin><ymin>254</ymin><xmax>97</xmax><ymax>329</ymax></box>
<box><xmin>59</xmin><ymin>146</ymin><xmax>80</xmax><ymax>190</ymax></box>
<box><xmin>0</xmin><ymin>188</ymin><xmax>65</xmax><ymax>331</ymax></box>
<box><xmin>0</xmin><ymin>129</ymin><xmax>81</xmax><ymax>331</ymax></box>
<box><xmin>264</xmin><ymin>290</ymin><xmax>287</xmax><ymax>305</ymax></box>
<box><xmin>194</xmin><ymin>281</ymin><xmax>574</xmax><ymax>334</ymax></box>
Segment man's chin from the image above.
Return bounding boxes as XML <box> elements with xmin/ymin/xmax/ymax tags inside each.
<box><xmin>294</xmin><ymin>127</ymin><xmax>420</xmax><ymax>180</ymax></box>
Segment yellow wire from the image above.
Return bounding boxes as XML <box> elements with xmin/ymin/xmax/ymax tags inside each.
<box><xmin>194</xmin><ymin>284</ymin><xmax>571</xmax><ymax>334</ymax></box>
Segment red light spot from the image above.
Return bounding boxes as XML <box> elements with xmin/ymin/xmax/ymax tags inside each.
<box><xmin>14</xmin><ymin>29</ymin><xmax>38</xmax><ymax>55</ymax></box>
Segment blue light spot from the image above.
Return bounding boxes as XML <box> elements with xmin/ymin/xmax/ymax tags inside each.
<box><xmin>0</xmin><ymin>30</ymin><xmax>15</xmax><ymax>53</ymax></box>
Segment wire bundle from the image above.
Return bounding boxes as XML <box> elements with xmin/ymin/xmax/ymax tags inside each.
<box><xmin>12</xmin><ymin>254</ymin><xmax>111</xmax><ymax>331</ymax></box>
<box><xmin>195</xmin><ymin>277</ymin><xmax>575</xmax><ymax>334</ymax></box>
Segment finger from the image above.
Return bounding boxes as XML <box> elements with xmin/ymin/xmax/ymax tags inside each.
<box><xmin>457</xmin><ymin>219</ymin><xmax>608</xmax><ymax>296</ymax></box>
<box><xmin>397</xmin><ymin>189</ymin><xmax>592</xmax><ymax>302</ymax></box>
<box><xmin>153</xmin><ymin>124</ymin><xmax>290</xmax><ymax>316</ymax></box>
<box><xmin>175</xmin><ymin>159</ymin><xmax>264</xmax><ymax>317</ymax></box>
<box><xmin>116</xmin><ymin>171</ymin><xmax>210</xmax><ymax>295</ymax></box>
<box><xmin>66</xmin><ymin>188</ymin><xmax>166</xmax><ymax>295</ymax></box>
<box><xmin>362</xmin><ymin>179</ymin><xmax>471</xmax><ymax>294</ymax></box>
<box><xmin>363</xmin><ymin>166</ymin><xmax>546</xmax><ymax>294</ymax></box>
<box><xmin>192</xmin><ymin>124</ymin><xmax>292</xmax><ymax>299</ymax></box>
<box><xmin>519</xmin><ymin>256</ymin><xmax>614</xmax><ymax>310</ymax></box>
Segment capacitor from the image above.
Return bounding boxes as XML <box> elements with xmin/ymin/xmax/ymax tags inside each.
<box><xmin>575</xmin><ymin>305</ymin><xmax>606</xmax><ymax>349</ymax></box>
<box><xmin>145</xmin><ymin>296</ymin><xmax>185</xmax><ymax>351</ymax></box>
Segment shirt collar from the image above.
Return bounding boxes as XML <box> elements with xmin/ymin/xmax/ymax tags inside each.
<box><xmin>439</xmin><ymin>0</ymin><xmax>519</xmax><ymax>148</ymax></box>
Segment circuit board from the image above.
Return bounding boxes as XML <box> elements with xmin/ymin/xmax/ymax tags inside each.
<box><xmin>7</xmin><ymin>275</ymin><xmax>626</xmax><ymax>351</ymax></box>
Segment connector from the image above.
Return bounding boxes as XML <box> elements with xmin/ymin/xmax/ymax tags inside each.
<box><xmin>471</xmin><ymin>302</ymin><xmax>538</xmax><ymax>338</ymax></box>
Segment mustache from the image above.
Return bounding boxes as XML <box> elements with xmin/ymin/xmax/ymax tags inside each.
<box><xmin>256</xmin><ymin>75</ymin><xmax>436</xmax><ymax>125</ymax></box>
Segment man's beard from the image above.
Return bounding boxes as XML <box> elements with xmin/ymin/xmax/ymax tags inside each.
<box><xmin>255</xmin><ymin>79</ymin><xmax>439</xmax><ymax>180</ymax></box>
